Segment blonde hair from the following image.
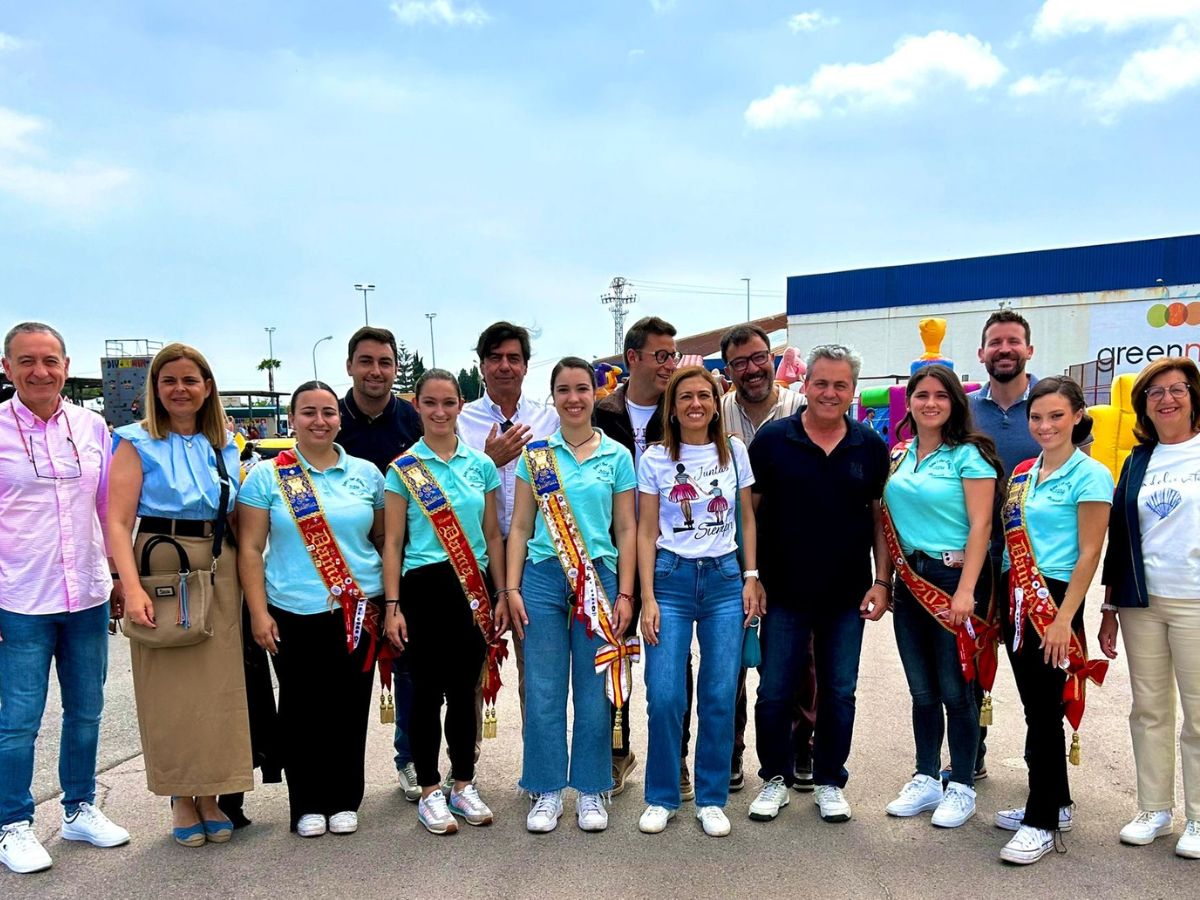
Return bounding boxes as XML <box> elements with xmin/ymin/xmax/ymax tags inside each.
<box><xmin>143</xmin><ymin>343</ymin><xmax>228</xmax><ymax>449</ymax></box>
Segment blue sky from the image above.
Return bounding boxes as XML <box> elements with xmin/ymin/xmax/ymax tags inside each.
<box><xmin>3</xmin><ymin>1</ymin><xmax>1199</xmax><ymax>395</ymax></box>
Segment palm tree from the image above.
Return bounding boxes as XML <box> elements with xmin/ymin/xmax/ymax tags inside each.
<box><xmin>257</xmin><ymin>358</ymin><xmax>282</xmax><ymax>393</ymax></box>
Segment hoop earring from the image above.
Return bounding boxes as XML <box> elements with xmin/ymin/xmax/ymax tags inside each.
<box><xmin>712</xmin><ymin>410</ymin><xmax>720</xmax><ymax>422</ymax></box>
<box><xmin>669</xmin><ymin>414</ymin><xmax>678</xmax><ymax>423</ymax></box>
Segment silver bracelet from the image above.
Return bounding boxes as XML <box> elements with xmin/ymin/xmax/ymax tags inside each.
<box><xmin>1100</xmin><ymin>603</ymin><xmax>1118</xmax><ymax>613</ymax></box>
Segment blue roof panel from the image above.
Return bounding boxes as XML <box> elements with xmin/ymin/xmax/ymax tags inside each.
<box><xmin>787</xmin><ymin>235</ymin><xmax>1200</xmax><ymax>315</ymax></box>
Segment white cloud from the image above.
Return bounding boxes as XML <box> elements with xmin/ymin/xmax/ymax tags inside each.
<box><xmin>650</xmin><ymin>0</ymin><xmax>678</xmax><ymax>13</ymax></box>
<box><xmin>1032</xmin><ymin>0</ymin><xmax>1200</xmax><ymax>40</ymax></box>
<box><xmin>745</xmin><ymin>31</ymin><xmax>1005</xmax><ymax>128</ymax></box>
<box><xmin>1095</xmin><ymin>23</ymin><xmax>1200</xmax><ymax>112</ymax></box>
<box><xmin>0</xmin><ymin>105</ymin><xmax>132</xmax><ymax>215</ymax></box>
<box><xmin>389</xmin><ymin>0</ymin><xmax>490</xmax><ymax>27</ymax></box>
<box><xmin>788</xmin><ymin>10</ymin><xmax>838</xmax><ymax>33</ymax></box>
<box><xmin>0</xmin><ymin>32</ymin><xmax>24</xmax><ymax>51</ymax></box>
<box><xmin>1008</xmin><ymin>70</ymin><xmax>1072</xmax><ymax>96</ymax></box>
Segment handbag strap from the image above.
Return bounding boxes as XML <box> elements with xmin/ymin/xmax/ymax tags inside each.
<box><xmin>210</xmin><ymin>439</ymin><xmax>234</xmax><ymax>558</ymax></box>
<box><xmin>139</xmin><ymin>534</ymin><xmax>190</xmax><ymax>575</ymax></box>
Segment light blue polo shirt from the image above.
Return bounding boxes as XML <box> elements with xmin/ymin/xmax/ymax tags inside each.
<box><xmin>884</xmin><ymin>439</ymin><xmax>997</xmax><ymax>555</ymax></box>
<box><xmin>237</xmin><ymin>445</ymin><xmax>386</xmax><ymax>615</ymax></box>
<box><xmin>385</xmin><ymin>438</ymin><xmax>501</xmax><ymax>575</ymax></box>
<box><xmin>1002</xmin><ymin>449</ymin><xmax>1114</xmax><ymax>581</ymax></box>
<box><xmin>516</xmin><ymin>431</ymin><xmax>637</xmax><ymax>572</ymax></box>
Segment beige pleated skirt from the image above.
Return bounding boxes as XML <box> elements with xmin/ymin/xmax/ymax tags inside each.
<box><xmin>130</xmin><ymin>532</ymin><xmax>254</xmax><ymax>796</ymax></box>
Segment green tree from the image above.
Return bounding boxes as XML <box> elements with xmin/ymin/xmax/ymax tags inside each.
<box><xmin>257</xmin><ymin>357</ymin><xmax>282</xmax><ymax>393</ymax></box>
<box><xmin>393</xmin><ymin>342</ymin><xmax>417</xmax><ymax>393</ymax></box>
<box><xmin>411</xmin><ymin>351</ymin><xmax>427</xmax><ymax>386</ymax></box>
<box><xmin>457</xmin><ymin>365</ymin><xmax>483</xmax><ymax>401</ymax></box>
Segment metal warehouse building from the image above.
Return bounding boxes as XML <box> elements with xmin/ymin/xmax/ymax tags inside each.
<box><xmin>786</xmin><ymin>234</ymin><xmax>1200</xmax><ymax>401</ymax></box>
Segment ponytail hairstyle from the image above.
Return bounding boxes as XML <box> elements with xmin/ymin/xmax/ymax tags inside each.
<box><xmin>1026</xmin><ymin>376</ymin><xmax>1093</xmax><ymax>444</ymax></box>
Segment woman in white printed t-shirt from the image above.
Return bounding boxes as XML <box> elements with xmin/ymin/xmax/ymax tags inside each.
<box><xmin>635</xmin><ymin>366</ymin><xmax>763</xmax><ymax>839</ymax></box>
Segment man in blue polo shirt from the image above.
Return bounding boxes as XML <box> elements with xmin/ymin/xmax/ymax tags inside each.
<box><xmin>747</xmin><ymin>344</ymin><xmax>892</xmax><ymax>826</ymax></box>
<box><xmin>336</xmin><ymin>326</ymin><xmax>423</xmax><ymax>801</ymax></box>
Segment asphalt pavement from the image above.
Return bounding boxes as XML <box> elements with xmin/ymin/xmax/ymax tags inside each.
<box><xmin>13</xmin><ymin>578</ymin><xmax>1198</xmax><ymax>899</ymax></box>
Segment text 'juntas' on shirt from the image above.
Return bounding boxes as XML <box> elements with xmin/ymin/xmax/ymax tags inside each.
<box><xmin>637</xmin><ymin>439</ymin><xmax>754</xmax><ymax>559</ymax></box>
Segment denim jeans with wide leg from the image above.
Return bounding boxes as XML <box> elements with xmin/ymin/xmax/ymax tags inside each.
<box><xmin>644</xmin><ymin>549</ymin><xmax>744</xmax><ymax>809</ymax></box>
<box><xmin>519</xmin><ymin>557</ymin><xmax>616</xmax><ymax>795</ymax></box>
<box><xmin>892</xmin><ymin>552</ymin><xmax>991</xmax><ymax>788</ymax></box>
<box><xmin>755</xmin><ymin>602</ymin><xmax>865</xmax><ymax>788</ymax></box>
<box><xmin>0</xmin><ymin>602</ymin><xmax>110</xmax><ymax>826</ymax></box>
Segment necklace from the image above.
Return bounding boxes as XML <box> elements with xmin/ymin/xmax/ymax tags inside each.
<box><xmin>564</xmin><ymin>429</ymin><xmax>597</xmax><ymax>449</ymax></box>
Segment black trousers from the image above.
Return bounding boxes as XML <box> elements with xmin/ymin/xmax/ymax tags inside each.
<box><xmin>270</xmin><ymin>604</ymin><xmax>373</xmax><ymax>830</ymax></box>
<box><xmin>1002</xmin><ymin>574</ymin><xmax>1081</xmax><ymax>831</ymax></box>
<box><xmin>401</xmin><ymin>563</ymin><xmax>488</xmax><ymax>788</ymax></box>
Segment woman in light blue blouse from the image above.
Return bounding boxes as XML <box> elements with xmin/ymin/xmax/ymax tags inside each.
<box><xmin>237</xmin><ymin>381</ymin><xmax>385</xmax><ymax>839</ymax></box>
<box><xmin>506</xmin><ymin>357</ymin><xmax>637</xmax><ymax>835</ymax></box>
<box><xmin>881</xmin><ymin>364</ymin><xmax>1002</xmax><ymax>830</ymax></box>
<box><xmin>108</xmin><ymin>344</ymin><xmax>248</xmax><ymax>847</ymax></box>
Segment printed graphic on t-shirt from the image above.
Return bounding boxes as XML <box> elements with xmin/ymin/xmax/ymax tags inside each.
<box><xmin>1142</xmin><ymin>466</ymin><xmax>1199</xmax><ymax>520</ymax></box>
<box><xmin>666</xmin><ymin>459</ymin><xmax>734</xmax><ymax>538</ymax></box>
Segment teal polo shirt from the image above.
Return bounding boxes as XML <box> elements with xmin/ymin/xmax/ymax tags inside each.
<box><xmin>515</xmin><ymin>431</ymin><xmax>637</xmax><ymax>572</ymax></box>
<box><xmin>884</xmin><ymin>439</ymin><xmax>997</xmax><ymax>555</ymax></box>
<box><xmin>1002</xmin><ymin>449</ymin><xmax>1114</xmax><ymax>581</ymax></box>
<box><xmin>237</xmin><ymin>445</ymin><xmax>386</xmax><ymax>615</ymax></box>
<box><xmin>385</xmin><ymin>438</ymin><xmax>501</xmax><ymax>575</ymax></box>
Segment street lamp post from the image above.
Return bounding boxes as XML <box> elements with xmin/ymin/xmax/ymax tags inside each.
<box><xmin>312</xmin><ymin>335</ymin><xmax>333</xmax><ymax>380</ymax></box>
<box><xmin>263</xmin><ymin>326</ymin><xmax>277</xmax><ymax>393</ymax></box>
<box><xmin>425</xmin><ymin>312</ymin><xmax>438</xmax><ymax>368</ymax></box>
<box><xmin>741</xmin><ymin>277</ymin><xmax>751</xmax><ymax>321</ymax></box>
<box><xmin>354</xmin><ymin>283</ymin><xmax>375</xmax><ymax>325</ymax></box>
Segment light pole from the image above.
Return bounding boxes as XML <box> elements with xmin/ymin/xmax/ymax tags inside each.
<box><xmin>354</xmin><ymin>283</ymin><xmax>375</xmax><ymax>325</ymax></box>
<box><xmin>425</xmin><ymin>312</ymin><xmax>438</xmax><ymax>368</ymax></box>
<box><xmin>263</xmin><ymin>326</ymin><xmax>277</xmax><ymax>393</ymax></box>
<box><xmin>741</xmin><ymin>277</ymin><xmax>751</xmax><ymax>321</ymax></box>
<box><xmin>312</xmin><ymin>335</ymin><xmax>333</xmax><ymax>380</ymax></box>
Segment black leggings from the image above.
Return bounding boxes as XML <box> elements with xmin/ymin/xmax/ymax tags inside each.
<box><xmin>1002</xmin><ymin>573</ymin><xmax>1083</xmax><ymax>831</ymax></box>
<box><xmin>401</xmin><ymin>562</ymin><xmax>488</xmax><ymax>788</ymax></box>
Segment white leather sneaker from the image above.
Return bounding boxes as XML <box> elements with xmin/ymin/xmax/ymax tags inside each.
<box><xmin>1176</xmin><ymin>820</ymin><xmax>1200</xmax><ymax>859</ymax></box>
<box><xmin>328</xmin><ymin>811</ymin><xmax>358</xmax><ymax>834</ymax></box>
<box><xmin>1120</xmin><ymin>809</ymin><xmax>1173</xmax><ymax>845</ymax></box>
<box><xmin>814</xmin><ymin>785</ymin><xmax>852</xmax><ymax>823</ymax></box>
<box><xmin>0</xmin><ymin>821</ymin><xmax>52</xmax><ymax>874</ymax></box>
<box><xmin>638</xmin><ymin>805</ymin><xmax>676</xmax><ymax>834</ymax></box>
<box><xmin>696</xmin><ymin>806</ymin><xmax>731</xmax><ymax>837</ymax></box>
<box><xmin>931</xmin><ymin>782</ymin><xmax>975</xmax><ymax>828</ymax></box>
<box><xmin>61</xmin><ymin>802</ymin><xmax>130</xmax><ymax>847</ymax></box>
<box><xmin>296</xmin><ymin>814</ymin><xmax>326</xmax><ymax>837</ymax></box>
<box><xmin>748</xmin><ymin>776</ymin><xmax>790</xmax><ymax>821</ymax></box>
<box><xmin>886</xmin><ymin>775</ymin><xmax>942</xmax><ymax>817</ymax></box>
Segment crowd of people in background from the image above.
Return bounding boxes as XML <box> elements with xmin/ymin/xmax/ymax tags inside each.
<box><xmin>2</xmin><ymin>310</ymin><xmax>1200</xmax><ymax>876</ymax></box>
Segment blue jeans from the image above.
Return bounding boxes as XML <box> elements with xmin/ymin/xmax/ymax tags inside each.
<box><xmin>645</xmin><ymin>550</ymin><xmax>744</xmax><ymax>809</ymax></box>
<box><xmin>892</xmin><ymin>553</ymin><xmax>989</xmax><ymax>787</ymax></box>
<box><xmin>390</xmin><ymin>653</ymin><xmax>414</xmax><ymax>769</ymax></box>
<box><xmin>0</xmin><ymin>603</ymin><xmax>110</xmax><ymax>826</ymax></box>
<box><xmin>755</xmin><ymin>602</ymin><xmax>865</xmax><ymax>788</ymax></box>
<box><xmin>519</xmin><ymin>558</ymin><xmax>616</xmax><ymax>794</ymax></box>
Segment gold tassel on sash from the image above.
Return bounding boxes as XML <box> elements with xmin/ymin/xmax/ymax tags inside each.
<box><xmin>612</xmin><ymin>708</ymin><xmax>623</xmax><ymax>750</ymax></box>
<box><xmin>1069</xmin><ymin>732</ymin><xmax>1081</xmax><ymax>766</ymax></box>
<box><xmin>483</xmin><ymin>704</ymin><xmax>498</xmax><ymax>739</ymax></box>
<box><xmin>979</xmin><ymin>692</ymin><xmax>993</xmax><ymax>727</ymax></box>
<box><xmin>379</xmin><ymin>690</ymin><xmax>395</xmax><ymax>725</ymax></box>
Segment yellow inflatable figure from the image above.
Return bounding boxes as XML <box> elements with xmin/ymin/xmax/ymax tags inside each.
<box><xmin>919</xmin><ymin>318</ymin><xmax>947</xmax><ymax>360</ymax></box>
<box><xmin>1088</xmin><ymin>373</ymin><xmax>1139</xmax><ymax>481</ymax></box>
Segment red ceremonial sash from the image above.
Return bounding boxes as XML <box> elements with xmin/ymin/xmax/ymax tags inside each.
<box><xmin>1003</xmin><ymin>458</ymin><xmax>1108</xmax><ymax>734</ymax></box>
<box><xmin>880</xmin><ymin>441</ymin><xmax>999</xmax><ymax>691</ymax></box>
<box><xmin>390</xmin><ymin>453</ymin><xmax>508</xmax><ymax>717</ymax></box>
<box><xmin>273</xmin><ymin>450</ymin><xmax>390</xmax><ymax>687</ymax></box>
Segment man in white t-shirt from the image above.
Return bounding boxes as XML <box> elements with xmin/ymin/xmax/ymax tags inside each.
<box><xmin>595</xmin><ymin>316</ymin><xmax>686</xmax><ymax>794</ymax></box>
<box><xmin>457</xmin><ymin>322</ymin><xmax>560</xmax><ymax>742</ymax></box>
<box><xmin>716</xmin><ymin>324</ymin><xmax>812</xmax><ymax>793</ymax></box>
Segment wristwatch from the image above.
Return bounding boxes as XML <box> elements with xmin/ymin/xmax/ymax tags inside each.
<box><xmin>742</xmin><ymin>569</ymin><xmax>760</xmax><ymax>581</ymax></box>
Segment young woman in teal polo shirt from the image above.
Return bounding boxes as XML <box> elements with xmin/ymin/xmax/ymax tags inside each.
<box><xmin>238</xmin><ymin>381</ymin><xmax>387</xmax><ymax>839</ymax></box>
<box><xmin>381</xmin><ymin>370</ymin><xmax>507</xmax><ymax>837</ymax></box>
<box><xmin>993</xmin><ymin>376</ymin><xmax>1113</xmax><ymax>864</ymax></box>
<box><xmin>882</xmin><ymin>364</ymin><xmax>1002</xmax><ymax>830</ymax></box>
<box><xmin>506</xmin><ymin>357</ymin><xmax>637</xmax><ymax>834</ymax></box>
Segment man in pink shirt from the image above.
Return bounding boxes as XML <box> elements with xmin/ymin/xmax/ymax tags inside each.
<box><xmin>0</xmin><ymin>322</ymin><xmax>130</xmax><ymax>874</ymax></box>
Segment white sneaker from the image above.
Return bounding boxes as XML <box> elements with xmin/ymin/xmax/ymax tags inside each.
<box><xmin>417</xmin><ymin>790</ymin><xmax>458</xmax><ymax>835</ymax></box>
<box><xmin>638</xmin><ymin>805</ymin><xmax>676</xmax><ymax>834</ymax></box>
<box><xmin>448</xmin><ymin>784</ymin><xmax>493</xmax><ymax>826</ymax></box>
<box><xmin>0</xmin><ymin>821</ymin><xmax>52</xmax><ymax>874</ymax></box>
<box><xmin>748</xmin><ymin>776</ymin><xmax>790</xmax><ymax>821</ymax></box>
<box><xmin>814</xmin><ymin>785</ymin><xmax>852</xmax><ymax>823</ymax></box>
<box><xmin>328</xmin><ymin>811</ymin><xmax>358</xmax><ymax>834</ymax></box>
<box><xmin>885</xmin><ymin>775</ymin><xmax>942</xmax><ymax>817</ymax></box>
<box><xmin>576</xmin><ymin>793</ymin><xmax>608</xmax><ymax>832</ymax></box>
<box><xmin>1120</xmin><ymin>809</ymin><xmax>1173</xmax><ymax>845</ymax></box>
<box><xmin>696</xmin><ymin>806</ymin><xmax>731</xmax><ymax>837</ymax></box>
<box><xmin>1000</xmin><ymin>824</ymin><xmax>1055</xmax><ymax>865</ymax></box>
<box><xmin>994</xmin><ymin>805</ymin><xmax>1073</xmax><ymax>832</ymax></box>
<box><xmin>1176</xmin><ymin>820</ymin><xmax>1200</xmax><ymax>859</ymax></box>
<box><xmin>398</xmin><ymin>763</ymin><xmax>421</xmax><ymax>802</ymax></box>
<box><xmin>296</xmin><ymin>814</ymin><xmax>326</xmax><ymax>837</ymax></box>
<box><xmin>526</xmin><ymin>791</ymin><xmax>564</xmax><ymax>834</ymax></box>
<box><xmin>931</xmin><ymin>782</ymin><xmax>976</xmax><ymax>828</ymax></box>
<box><xmin>61</xmin><ymin>802</ymin><xmax>130</xmax><ymax>847</ymax></box>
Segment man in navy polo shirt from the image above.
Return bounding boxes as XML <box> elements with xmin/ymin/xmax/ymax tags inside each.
<box><xmin>747</xmin><ymin>344</ymin><xmax>892</xmax><ymax>826</ymax></box>
<box><xmin>337</xmin><ymin>325</ymin><xmax>423</xmax><ymax>800</ymax></box>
